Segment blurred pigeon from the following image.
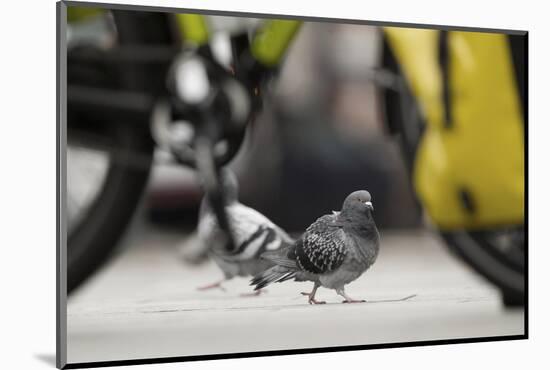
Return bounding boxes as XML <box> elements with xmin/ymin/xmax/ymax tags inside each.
<box><xmin>251</xmin><ymin>190</ymin><xmax>379</xmax><ymax>304</ymax></box>
<box><xmin>196</xmin><ymin>169</ymin><xmax>294</xmax><ymax>294</ymax></box>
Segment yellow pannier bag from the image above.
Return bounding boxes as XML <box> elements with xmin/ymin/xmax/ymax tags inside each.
<box><xmin>385</xmin><ymin>28</ymin><xmax>524</xmax><ymax>230</ymax></box>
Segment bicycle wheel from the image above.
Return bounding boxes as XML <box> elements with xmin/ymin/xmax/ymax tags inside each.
<box><xmin>441</xmin><ymin>228</ymin><xmax>524</xmax><ymax>306</ymax></box>
<box><xmin>381</xmin><ymin>35</ymin><xmax>525</xmax><ymax>306</ymax></box>
<box><xmin>66</xmin><ymin>9</ymin><xmax>177</xmax><ymax>293</ymax></box>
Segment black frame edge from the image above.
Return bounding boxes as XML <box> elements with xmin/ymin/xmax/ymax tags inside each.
<box><xmin>57</xmin><ymin>1</ymin><xmax>68</xmax><ymax>369</ymax></box>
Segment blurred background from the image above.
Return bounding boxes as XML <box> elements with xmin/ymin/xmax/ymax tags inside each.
<box><xmin>145</xmin><ymin>23</ymin><xmax>419</xmax><ymax>231</ymax></box>
<box><xmin>65</xmin><ymin>8</ymin><xmax>525</xmax><ymax>364</ymax></box>
<box><xmin>67</xmin><ymin>12</ymin><xmax>423</xmax><ymax>286</ymax></box>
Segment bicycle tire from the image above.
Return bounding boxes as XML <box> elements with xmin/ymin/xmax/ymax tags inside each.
<box><xmin>67</xmin><ymin>10</ymin><xmax>176</xmax><ymax>294</ymax></box>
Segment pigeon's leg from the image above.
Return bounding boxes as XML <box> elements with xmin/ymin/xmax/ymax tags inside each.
<box><xmin>336</xmin><ymin>288</ymin><xmax>366</xmax><ymax>303</ymax></box>
<box><xmin>197</xmin><ymin>279</ymin><xmax>227</xmax><ymax>292</ymax></box>
<box><xmin>240</xmin><ymin>289</ymin><xmax>267</xmax><ymax>297</ymax></box>
<box><xmin>300</xmin><ymin>282</ymin><xmax>326</xmax><ymax>304</ymax></box>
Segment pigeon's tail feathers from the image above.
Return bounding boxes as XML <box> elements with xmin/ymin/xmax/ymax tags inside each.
<box><xmin>250</xmin><ymin>265</ymin><xmax>296</xmax><ymax>290</ymax></box>
<box><xmin>259</xmin><ymin>244</ymin><xmax>297</xmax><ymax>269</ymax></box>
<box><xmin>252</xmin><ymin>243</ymin><xmax>298</xmax><ymax>289</ymax></box>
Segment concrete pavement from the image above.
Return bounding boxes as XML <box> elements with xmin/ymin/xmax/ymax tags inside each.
<box><xmin>67</xmin><ymin>225</ymin><xmax>524</xmax><ymax>364</ymax></box>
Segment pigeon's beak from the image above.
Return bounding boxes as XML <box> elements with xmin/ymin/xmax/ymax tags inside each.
<box><xmin>364</xmin><ymin>201</ymin><xmax>374</xmax><ymax>211</ymax></box>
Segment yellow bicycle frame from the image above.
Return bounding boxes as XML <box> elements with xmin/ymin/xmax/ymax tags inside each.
<box><xmin>66</xmin><ymin>8</ymin><xmax>302</xmax><ymax>67</ymax></box>
<box><xmin>175</xmin><ymin>13</ymin><xmax>302</xmax><ymax>67</ymax></box>
<box><xmin>66</xmin><ymin>6</ymin><xmax>103</xmax><ymax>22</ymax></box>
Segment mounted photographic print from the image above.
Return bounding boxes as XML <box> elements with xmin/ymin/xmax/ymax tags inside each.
<box><xmin>57</xmin><ymin>1</ymin><xmax>527</xmax><ymax>368</ymax></box>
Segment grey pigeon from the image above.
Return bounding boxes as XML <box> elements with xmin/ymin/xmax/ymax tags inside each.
<box><xmin>251</xmin><ymin>190</ymin><xmax>379</xmax><ymax>304</ymax></box>
<box><xmin>196</xmin><ymin>169</ymin><xmax>294</xmax><ymax>293</ymax></box>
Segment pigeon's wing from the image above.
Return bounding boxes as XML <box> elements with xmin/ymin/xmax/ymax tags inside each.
<box><xmin>294</xmin><ymin>214</ymin><xmax>347</xmax><ymax>274</ymax></box>
<box><xmin>232</xmin><ymin>203</ymin><xmax>292</xmax><ymax>246</ymax></box>
<box><xmin>216</xmin><ymin>203</ymin><xmax>291</xmax><ymax>261</ymax></box>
